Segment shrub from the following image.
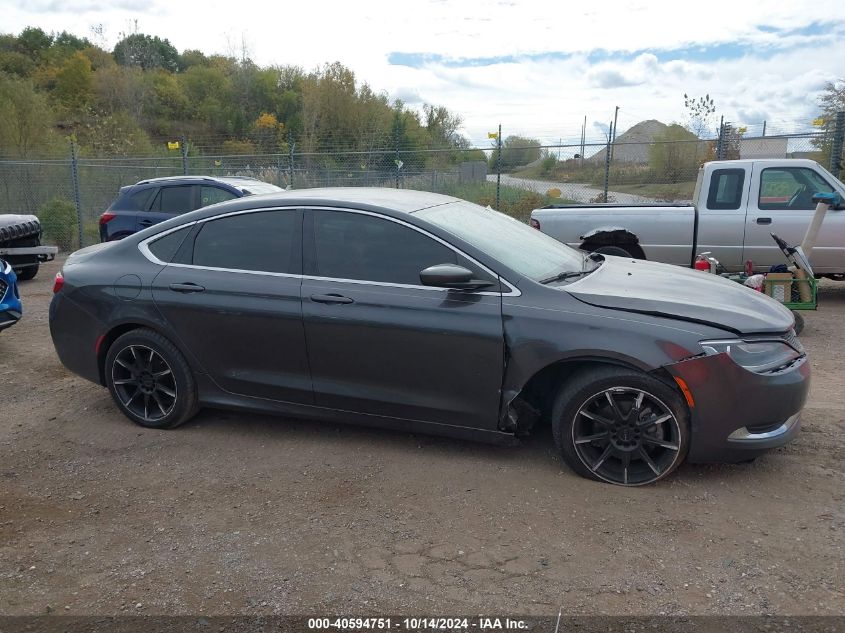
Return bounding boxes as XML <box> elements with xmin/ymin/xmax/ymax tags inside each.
<box><xmin>38</xmin><ymin>197</ymin><xmax>78</xmax><ymax>251</ymax></box>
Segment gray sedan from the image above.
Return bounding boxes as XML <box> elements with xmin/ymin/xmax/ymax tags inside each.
<box><xmin>49</xmin><ymin>188</ymin><xmax>809</xmax><ymax>485</ymax></box>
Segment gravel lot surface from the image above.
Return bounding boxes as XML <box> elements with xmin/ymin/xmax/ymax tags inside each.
<box><xmin>1</xmin><ymin>258</ymin><xmax>843</xmax><ymax>616</ymax></box>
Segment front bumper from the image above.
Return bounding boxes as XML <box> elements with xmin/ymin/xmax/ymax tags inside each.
<box><xmin>665</xmin><ymin>350</ymin><xmax>810</xmax><ymax>463</ymax></box>
<box><xmin>0</xmin><ymin>266</ymin><xmax>22</xmax><ymax>331</ymax></box>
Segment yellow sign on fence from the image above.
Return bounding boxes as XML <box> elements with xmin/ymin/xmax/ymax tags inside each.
<box><xmin>167</xmin><ymin>141</ymin><xmax>180</xmax><ymax>150</ymax></box>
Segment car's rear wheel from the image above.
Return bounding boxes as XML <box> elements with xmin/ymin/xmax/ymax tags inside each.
<box><xmin>105</xmin><ymin>328</ymin><xmax>199</xmax><ymax>429</ymax></box>
<box><xmin>552</xmin><ymin>367</ymin><xmax>690</xmax><ymax>486</ymax></box>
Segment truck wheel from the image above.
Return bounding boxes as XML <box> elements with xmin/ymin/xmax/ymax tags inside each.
<box><xmin>592</xmin><ymin>245</ymin><xmax>632</xmax><ymax>258</ymax></box>
<box><xmin>105</xmin><ymin>328</ymin><xmax>199</xmax><ymax>429</ymax></box>
<box><xmin>14</xmin><ymin>264</ymin><xmax>38</xmax><ymax>281</ymax></box>
<box><xmin>552</xmin><ymin>366</ymin><xmax>690</xmax><ymax>486</ymax></box>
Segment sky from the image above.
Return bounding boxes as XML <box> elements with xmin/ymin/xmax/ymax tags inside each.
<box><xmin>5</xmin><ymin>0</ymin><xmax>845</xmax><ymax>151</ymax></box>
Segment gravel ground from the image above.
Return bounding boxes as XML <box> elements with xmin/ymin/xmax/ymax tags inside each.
<box><xmin>0</xmin><ymin>258</ymin><xmax>843</xmax><ymax>616</ymax></box>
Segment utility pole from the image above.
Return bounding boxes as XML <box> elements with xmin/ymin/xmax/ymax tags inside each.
<box><xmin>761</xmin><ymin>120</ymin><xmax>767</xmax><ymax>137</ymax></box>
<box><xmin>580</xmin><ymin>116</ymin><xmax>586</xmax><ymax>166</ymax></box>
<box><xmin>610</xmin><ymin>106</ymin><xmax>619</xmax><ymax>161</ymax></box>
<box><xmin>603</xmin><ymin>120</ymin><xmax>612</xmax><ymax>203</ymax></box>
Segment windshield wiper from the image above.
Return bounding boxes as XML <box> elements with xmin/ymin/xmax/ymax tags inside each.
<box><xmin>538</xmin><ymin>270</ymin><xmax>590</xmax><ymax>285</ymax></box>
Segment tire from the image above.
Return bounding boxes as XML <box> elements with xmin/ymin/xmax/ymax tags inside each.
<box><xmin>792</xmin><ymin>311</ymin><xmax>805</xmax><ymax>335</ymax></box>
<box><xmin>552</xmin><ymin>366</ymin><xmax>690</xmax><ymax>486</ymax></box>
<box><xmin>592</xmin><ymin>245</ymin><xmax>632</xmax><ymax>258</ymax></box>
<box><xmin>14</xmin><ymin>264</ymin><xmax>38</xmax><ymax>281</ymax></box>
<box><xmin>104</xmin><ymin>328</ymin><xmax>199</xmax><ymax>429</ymax></box>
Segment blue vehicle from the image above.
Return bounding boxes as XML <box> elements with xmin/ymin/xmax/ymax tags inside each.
<box><xmin>0</xmin><ymin>258</ymin><xmax>22</xmax><ymax>332</ymax></box>
<box><xmin>99</xmin><ymin>175</ymin><xmax>284</xmax><ymax>241</ymax></box>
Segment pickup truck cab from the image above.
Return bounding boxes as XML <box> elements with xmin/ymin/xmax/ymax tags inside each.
<box><xmin>530</xmin><ymin>159</ymin><xmax>845</xmax><ymax>277</ymax></box>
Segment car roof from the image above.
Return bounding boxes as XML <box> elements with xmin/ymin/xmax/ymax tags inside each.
<box><xmin>237</xmin><ymin>187</ymin><xmax>461</xmax><ymax>214</ymax></box>
<box><xmin>133</xmin><ymin>175</ymin><xmax>263</xmax><ymax>186</ymax></box>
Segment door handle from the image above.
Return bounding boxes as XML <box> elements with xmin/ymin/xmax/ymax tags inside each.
<box><xmin>310</xmin><ymin>293</ymin><xmax>353</xmax><ymax>305</ymax></box>
<box><xmin>756</xmin><ymin>217</ymin><xmax>772</xmax><ymax>225</ymax></box>
<box><xmin>139</xmin><ymin>219</ymin><xmax>155</xmax><ymax>227</ymax></box>
<box><xmin>169</xmin><ymin>282</ymin><xmax>205</xmax><ymax>293</ymax></box>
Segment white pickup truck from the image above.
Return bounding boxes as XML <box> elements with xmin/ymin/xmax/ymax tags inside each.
<box><xmin>529</xmin><ymin>158</ymin><xmax>845</xmax><ymax>278</ymax></box>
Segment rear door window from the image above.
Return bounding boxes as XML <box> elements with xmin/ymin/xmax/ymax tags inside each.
<box><xmin>147</xmin><ymin>226</ymin><xmax>192</xmax><ymax>263</ymax></box>
<box><xmin>191</xmin><ymin>209</ymin><xmax>301</xmax><ymax>274</ymax></box>
<box><xmin>150</xmin><ymin>185</ymin><xmax>197</xmax><ymax>214</ymax></box>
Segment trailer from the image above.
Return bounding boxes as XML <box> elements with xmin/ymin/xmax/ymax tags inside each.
<box><xmin>0</xmin><ymin>214</ymin><xmax>58</xmax><ymax>280</ymax></box>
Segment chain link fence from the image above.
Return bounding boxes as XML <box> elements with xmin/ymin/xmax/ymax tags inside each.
<box><xmin>1</xmin><ymin>116</ymin><xmax>843</xmax><ymax>252</ymax></box>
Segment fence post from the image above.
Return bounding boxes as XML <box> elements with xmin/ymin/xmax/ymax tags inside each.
<box><xmin>495</xmin><ymin>123</ymin><xmax>502</xmax><ymax>210</ymax></box>
<box><xmin>830</xmin><ymin>111</ymin><xmax>845</xmax><ymax>177</ymax></box>
<box><xmin>716</xmin><ymin>115</ymin><xmax>725</xmax><ymax>160</ymax></box>
<box><xmin>603</xmin><ymin>120</ymin><xmax>612</xmax><ymax>203</ymax></box>
<box><xmin>395</xmin><ymin>128</ymin><xmax>400</xmax><ymax>189</ymax></box>
<box><xmin>288</xmin><ymin>131</ymin><xmax>295</xmax><ymax>189</ymax></box>
<box><xmin>180</xmin><ymin>135</ymin><xmax>188</xmax><ymax>175</ymax></box>
<box><xmin>69</xmin><ymin>140</ymin><xmax>84</xmax><ymax>249</ymax></box>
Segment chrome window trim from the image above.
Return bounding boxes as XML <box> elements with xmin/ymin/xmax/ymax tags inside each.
<box><xmin>137</xmin><ymin>205</ymin><xmax>522</xmax><ymax>297</ymax></box>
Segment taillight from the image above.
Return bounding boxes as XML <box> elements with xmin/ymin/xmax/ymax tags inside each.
<box><xmin>99</xmin><ymin>212</ymin><xmax>116</xmax><ymax>225</ymax></box>
<box><xmin>53</xmin><ymin>271</ymin><xmax>64</xmax><ymax>294</ymax></box>
<box><xmin>529</xmin><ymin>218</ymin><xmax>541</xmax><ymax>230</ymax></box>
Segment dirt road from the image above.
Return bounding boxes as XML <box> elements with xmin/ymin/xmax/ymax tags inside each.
<box><xmin>1</xmin><ymin>259</ymin><xmax>843</xmax><ymax>616</ymax></box>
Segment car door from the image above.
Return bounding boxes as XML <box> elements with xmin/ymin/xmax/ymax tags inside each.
<box><xmin>695</xmin><ymin>166</ymin><xmax>750</xmax><ymax>270</ymax></box>
<box><xmin>138</xmin><ymin>185</ymin><xmax>199</xmax><ymax>231</ymax></box>
<box><xmin>301</xmin><ymin>208</ymin><xmax>505</xmax><ymax>431</ymax></box>
<box><xmin>150</xmin><ymin>208</ymin><xmax>312</xmax><ymax>403</ymax></box>
<box><xmin>744</xmin><ymin>165</ymin><xmax>839</xmax><ymax>271</ymax></box>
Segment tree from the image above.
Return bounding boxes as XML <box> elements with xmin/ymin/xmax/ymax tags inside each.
<box><xmin>683</xmin><ymin>93</ymin><xmax>716</xmax><ymax>138</ymax></box>
<box><xmin>113</xmin><ymin>32</ymin><xmax>179</xmax><ymax>72</ymax></box>
<box><xmin>813</xmin><ymin>80</ymin><xmax>845</xmax><ymax>177</ymax></box>
<box><xmin>490</xmin><ymin>135</ymin><xmax>542</xmax><ymax>171</ymax></box>
<box><xmin>649</xmin><ymin>124</ymin><xmax>707</xmax><ymax>183</ymax></box>
<box><xmin>0</xmin><ymin>76</ymin><xmax>56</xmax><ymax>157</ymax></box>
<box><xmin>17</xmin><ymin>27</ymin><xmax>53</xmax><ymax>59</ymax></box>
<box><xmin>54</xmin><ymin>51</ymin><xmax>93</xmax><ymax>111</ymax></box>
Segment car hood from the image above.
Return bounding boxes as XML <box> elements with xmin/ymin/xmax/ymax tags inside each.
<box><xmin>563</xmin><ymin>256</ymin><xmax>795</xmax><ymax>334</ymax></box>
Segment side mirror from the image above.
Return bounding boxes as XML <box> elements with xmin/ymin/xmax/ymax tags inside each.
<box><xmin>419</xmin><ymin>264</ymin><xmax>495</xmax><ymax>291</ymax></box>
<box><xmin>811</xmin><ymin>191</ymin><xmax>841</xmax><ymax>208</ymax></box>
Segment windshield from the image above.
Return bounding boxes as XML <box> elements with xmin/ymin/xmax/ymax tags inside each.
<box><xmin>416</xmin><ymin>201</ymin><xmax>585</xmax><ymax>281</ymax></box>
<box><xmin>227</xmin><ymin>182</ymin><xmax>283</xmax><ymax>195</ymax></box>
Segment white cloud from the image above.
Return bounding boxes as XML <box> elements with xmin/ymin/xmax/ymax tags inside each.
<box><xmin>4</xmin><ymin>0</ymin><xmax>844</xmax><ymax>146</ymax></box>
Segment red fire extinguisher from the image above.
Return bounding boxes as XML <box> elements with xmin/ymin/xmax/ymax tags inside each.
<box><xmin>694</xmin><ymin>252</ymin><xmax>713</xmax><ymax>273</ymax></box>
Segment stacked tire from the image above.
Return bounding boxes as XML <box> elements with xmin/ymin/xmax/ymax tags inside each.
<box><xmin>0</xmin><ymin>214</ymin><xmax>43</xmax><ymax>281</ymax></box>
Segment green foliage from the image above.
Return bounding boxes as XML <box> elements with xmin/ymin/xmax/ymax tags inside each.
<box><xmin>55</xmin><ymin>51</ymin><xmax>93</xmax><ymax>111</ymax></box>
<box><xmin>38</xmin><ymin>198</ymin><xmax>78</xmax><ymax>251</ymax></box>
<box><xmin>648</xmin><ymin>124</ymin><xmax>707</xmax><ymax>183</ymax></box>
<box><xmin>489</xmin><ymin>135</ymin><xmax>542</xmax><ymax>172</ymax></box>
<box><xmin>0</xmin><ymin>25</ymin><xmax>472</xmax><ymax>165</ymax></box>
<box><xmin>0</xmin><ymin>76</ymin><xmax>57</xmax><ymax>157</ymax></box>
<box><xmin>113</xmin><ymin>32</ymin><xmax>179</xmax><ymax>71</ymax></box>
<box><xmin>540</xmin><ymin>155</ymin><xmax>557</xmax><ymax>175</ymax></box>
<box><xmin>437</xmin><ymin>181</ymin><xmax>562</xmax><ymax>223</ymax></box>
<box><xmin>813</xmin><ymin>80</ymin><xmax>845</xmax><ymax>178</ymax></box>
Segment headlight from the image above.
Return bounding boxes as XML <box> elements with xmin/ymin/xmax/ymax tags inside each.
<box><xmin>700</xmin><ymin>339</ymin><xmax>802</xmax><ymax>373</ymax></box>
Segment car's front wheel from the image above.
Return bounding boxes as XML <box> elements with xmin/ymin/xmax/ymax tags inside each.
<box><xmin>105</xmin><ymin>328</ymin><xmax>199</xmax><ymax>429</ymax></box>
<box><xmin>552</xmin><ymin>367</ymin><xmax>689</xmax><ymax>485</ymax></box>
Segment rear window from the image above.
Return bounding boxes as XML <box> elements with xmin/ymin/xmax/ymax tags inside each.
<box><xmin>147</xmin><ymin>226</ymin><xmax>191</xmax><ymax>263</ymax></box>
<box><xmin>706</xmin><ymin>168</ymin><xmax>745</xmax><ymax>210</ymax></box>
<box><xmin>123</xmin><ymin>187</ymin><xmax>156</xmax><ymax>211</ymax></box>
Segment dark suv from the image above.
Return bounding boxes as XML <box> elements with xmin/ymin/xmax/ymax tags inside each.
<box><xmin>99</xmin><ymin>176</ymin><xmax>283</xmax><ymax>241</ymax></box>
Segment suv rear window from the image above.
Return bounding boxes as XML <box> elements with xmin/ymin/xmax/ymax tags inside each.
<box><xmin>126</xmin><ymin>188</ymin><xmax>156</xmax><ymax>211</ymax></box>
